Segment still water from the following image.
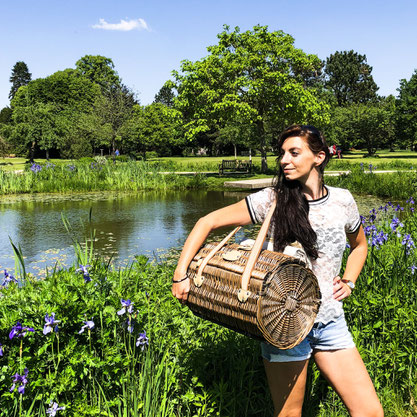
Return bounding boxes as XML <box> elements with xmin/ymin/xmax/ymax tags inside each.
<box><xmin>0</xmin><ymin>190</ymin><xmax>388</xmax><ymax>277</ymax></box>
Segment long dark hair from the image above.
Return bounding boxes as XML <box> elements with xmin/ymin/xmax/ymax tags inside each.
<box><xmin>272</xmin><ymin>124</ymin><xmax>330</xmax><ymax>260</ymax></box>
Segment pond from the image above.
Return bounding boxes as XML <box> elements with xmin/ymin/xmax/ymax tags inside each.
<box><xmin>0</xmin><ymin>190</ymin><xmax>389</xmax><ymax>277</ymax></box>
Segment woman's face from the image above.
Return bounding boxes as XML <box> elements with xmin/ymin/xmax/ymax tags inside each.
<box><xmin>280</xmin><ymin>136</ymin><xmax>324</xmax><ymax>184</ymax></box>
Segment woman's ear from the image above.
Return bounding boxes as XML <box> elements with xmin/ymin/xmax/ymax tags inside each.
<box><xmin>315</xmin><ymin>151</ymin><xmax>326</xmax><ymax>166</ymax></box>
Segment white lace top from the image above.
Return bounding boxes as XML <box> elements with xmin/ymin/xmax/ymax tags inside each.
<box><xmin>245</xmin><ymin>186</ymin><xmax>361</xmax><ymax>324</ymax></box>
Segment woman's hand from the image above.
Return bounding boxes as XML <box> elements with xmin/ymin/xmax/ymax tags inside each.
<box><xmin>333</xmin><ymin>276</ymin><xmax>352</xmax><ymax>301</ymax></box>
<box><xmin>172</xmin><ymin>274</ymin><xmax>190</xmax><ymax>305</ymax></box>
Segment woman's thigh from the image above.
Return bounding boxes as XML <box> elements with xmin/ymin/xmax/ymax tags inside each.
<box><xmin>263</xmin><ymin>359</ymin><xmax>309</xmax><ymax>417</ymax></box>
<box><xmin>313</xmin><ymin>348</ymin><xmax>383</xmax><ymax>417</ymax></box>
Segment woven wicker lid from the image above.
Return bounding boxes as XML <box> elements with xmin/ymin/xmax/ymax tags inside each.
<box><xmin>256</xmin><ymin>263</ymin><xmax>321</xmax><ymax>349</ymax></box>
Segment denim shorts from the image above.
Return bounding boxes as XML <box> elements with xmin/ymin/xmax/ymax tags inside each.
<box><xmin>261</xmin><ymin>314</ymin><xmax>355</xmax><ymax>362</ymax></box>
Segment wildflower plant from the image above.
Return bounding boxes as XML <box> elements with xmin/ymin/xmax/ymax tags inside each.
<box><xmin>9</xmin><ymin>322</ymin><xmax>34</xmax><ymax>339</ymax></box>
<box><xmin>79</xmin><ymin>319</ymin><xmax>95</xmax><ymax>334</ymax></box>
<box><xmin>46</xmin><ymin>402</ymin><xmax>65</xmax><ymax>416</ymax></box>
<box><xmin>10</xmin><ymin>368</ymin><xmax>29</xmax><ymax>394</ymax></box>
<box><xmin>30</xmin><ymin>163</ymin><xmax>42</xmax><ymax>174</ymax></box>
<box><xmin>43</xmin><ymin>313</ymin><xmax>60</xmax><ymax>335</ymax></box>
<box><xmin>2</xmin><ymin>269</ymin><xmax>17</xmax><ymax>287</ymax></box>
<box><xmin>76</xmin><ymin>264</ymin><xmax>91</xmax><ymax>283</ymax></box>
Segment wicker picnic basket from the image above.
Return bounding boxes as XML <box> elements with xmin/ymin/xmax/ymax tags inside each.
<box><xmin>186</xmin><ymin>201</ymin><xmax>321</xmax><ymax>349</ymax></box>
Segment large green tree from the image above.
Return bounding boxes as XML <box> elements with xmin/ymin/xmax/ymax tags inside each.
<box><xmin>154</xmin><ymin>84</ymin><xmax>175</xmax><ymax>107</ymax></box>
<box><xmin>122</xmin><ymin>103</ymin><xmax>183</xmax><ymax>157</ymax></box>
<box><xmin>75</xmin><ymin>55</ymin><xmax>120</xmax><ymax>93</ymax></box>
<box><xmin>324</xmin><ymin>50</ymin><xmax>379</xmax><ymax>106</ymax></box>
<box><xmin>0</xmin><ymin>107</ymin><xmax>12</xmax><ymax>125</ymax></box>
<box><xmin>326</xmin><ymin>101</ymin><xmax>394</xmax><ymax>155</ymax></box>
<box><xmin>171</xmin><ymin>25</ymin><xmax>330</xmax><ymax>171</ymax></box>
<box><xmin>92</xmin><ymin>84</ymin><xmax>137</xmax><ymax>152</ymax></box>
<box><xmin>396</xmin><ymin>70</ymin><xmax>417</xmax><ymax>151</ymax></box>
<box><xmin>9</xmin><ymin>61</ymin><xmax>32</xmax><ymax>100</ymax></box>
<box><xmin>10</xmin><ymin>69</ymin><xmax>101</xmax><ymax>158</ymax></box>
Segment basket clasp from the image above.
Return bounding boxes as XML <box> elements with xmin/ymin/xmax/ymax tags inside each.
<box><xmin>237</xmin><ymin>289</ymin><xmax>251</xmax><ymax>303</ymax></box>
<box><xmin>193</xmin><ymin>275</ymin><xmax>205</xmax><ymax>287</ymax></box>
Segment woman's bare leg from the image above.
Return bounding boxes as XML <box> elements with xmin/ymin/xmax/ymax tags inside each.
<box><xmin>313</xmin><ymin>348</ymin><xmax>383</xmax><ymax>417</ymax></box>
<box><xmin>263</xmin><ymin>359</ymin><xmax>309</xmax><ymax>417</ymax></box>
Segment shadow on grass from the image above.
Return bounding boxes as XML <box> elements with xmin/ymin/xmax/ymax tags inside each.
<box><xmin>182</xmin><ymin>329</ymin><xmax>338</xmax><ymax>417</ymax></box>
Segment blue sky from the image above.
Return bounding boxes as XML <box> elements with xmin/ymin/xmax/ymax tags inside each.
<box><xmin>1</xmin><ymin>0</ymin><xmax>416</xmax><ymax>109</ymax></box>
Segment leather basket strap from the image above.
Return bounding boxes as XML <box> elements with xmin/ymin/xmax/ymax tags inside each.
<box><xmin>194</xmin><ymin>226</ymin><xmax>241</xmax><ymax>287</ymax></box>
<box><xmin>238</xmin><ymin>200</ymin><xmax>277</xmax><ymax>302</ymax></box>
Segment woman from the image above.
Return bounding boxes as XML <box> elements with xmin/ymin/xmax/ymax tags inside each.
<box><xmin>172</xmin><ymin>125</ymin><xmax>383</xmax><ymax>417</ymax></box>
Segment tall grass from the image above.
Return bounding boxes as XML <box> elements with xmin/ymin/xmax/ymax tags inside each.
<box><xmin>326</xmin><ymin>165</ymin><xmax>417</xmax><ymax>199</ymax></box>
<box><xmin>0</xmin><ymin>160</ymin><xmax>207</xmax><ymax>195</ymax></box>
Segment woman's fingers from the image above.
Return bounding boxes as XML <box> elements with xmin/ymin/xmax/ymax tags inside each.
<box><xmin>333</xmin><ymin>276</ymin><xmax>351</xmax><ymax>301</ymax></box>
<box><xmin>172</xmin><ymin>279</ymin><xmax>190</xmax><ymax>304</ymax></box>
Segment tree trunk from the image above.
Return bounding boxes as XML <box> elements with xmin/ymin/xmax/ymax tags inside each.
<box><xmin>233</xmin><ymin>143</ymin><xmax>237</xmax><ymax>159</ymax></box>
<box><xmin>257</xmin><ymin>120</ymin><xmax>268</xmax><ymax>172</ymax></box>
<box><xmin>46</xmin><ymin>149</ymin><xmax>50</xmax><ymax>160</ymax></box>
<box><xmin>29</xmin><ymin>141</ymin><xmax>36</xmax><ymax>163</ymax></box>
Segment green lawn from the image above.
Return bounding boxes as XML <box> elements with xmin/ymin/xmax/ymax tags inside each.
<box><xmin>155</xmin><ymin>149</ymin><xmax>417</xmax><ymax>172</ymax></box>
<box><xmin>0</xmin><ymin>157</ymin><xmax>73</xmax><ymax>172</ymax></box>
<box><xmin>2</xmin><ymin>149</ymin><xmax>417</xmax><ymax>175</ymax></box>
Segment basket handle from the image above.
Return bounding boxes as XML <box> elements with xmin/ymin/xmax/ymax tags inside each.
<box><xmin>193</xmin><ymin>226</ymin><xmax>241</xmax><ymax>287</ymax></box>
<box><xmin>238</xmin><ymin>200</ymin><xmax>277</xmax><ymax>302</ymax></box>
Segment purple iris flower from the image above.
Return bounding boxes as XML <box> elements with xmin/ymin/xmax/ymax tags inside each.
<box><xmin>136</xmin><ymin>331</ymin><xmax>149</xmax><ymax>350</ymax></box>
<box><xmin>0</xmin><ymin>343</ymin><xmax>3</xmax><ymax>356</ymax></box>
<box><xmin>9</xmin><ymin>322</ymin><xmax>34</xmax><ymax>339</ymax></box>
<box><xmin>10</xmin><ymin>368</ymin><xmax>29</xmax><ymax>394</ymax></box>
<box><xmin>76</xmin><ymin>264</ymin><xmax>91</xmax><ymax>283</ymax></box>
<box><xmin>43</xmin><ymin>313</ymin><xmax>60</xmax><ymax>335</ymax></box>
<box><xmin>2</xmin><ymin>269</ymin><xmax>18</xmax><ymax>287</ymax></box>
<box><xmin>402</xmin><ymin>234</ymin><xmax>415</xmax><ymax>254</ymax></box>
<box><xmin>369</xmin><ymin>164</ymin><xmax>373</xmax><ymax>173</ymax></box>
<box><xmin>30</xmin><ymin>163</ymin><xmax>42</xmax><ymax>173</ymax></box>
<box><xmin>127</xmin><ymin>319</ymin><xmax>134</xmax><ymax>333</ymax></box>
<box><xmin>360</xmin><ymin>162</ymin><xmax>364</xmax><ymax>172</ymax></box>
<box><xmin>117</xmin><ymin>299</ymin><xmax>134</xmax><ymax>316</ymax></box>
<box><xmin>410</xmin><ymin>265</ymin><xmax>417</xmax><ymax>275</ymax></box>
<box><xmin>46</xmin><ymin>402</ymin><xmax>65</xmax><ymax>416</ymax></box>
<box><xmin>369</xmin><ymin>231</ymin><xmax>388</xmax><ymax>249</ymax></box>
<box><xmin>79</xmin><ymin>319</ymin><xmax>95</xmax><ymax>334</ymax></box>
<box><xmin>390</xmin><ymin>217</ymin><xmax>403</xmax><ymax>233</ymax></box>
<box><xmin>407</xmin><ymin>197</ymin><xmax>415</xmax><ymax>205</ymax></box>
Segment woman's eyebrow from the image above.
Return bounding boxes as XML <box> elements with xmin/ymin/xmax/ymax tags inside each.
<box><xmin>282</xmin><ymin>147</ymin><xmax>302</xmax><ymax>152</ymax></box>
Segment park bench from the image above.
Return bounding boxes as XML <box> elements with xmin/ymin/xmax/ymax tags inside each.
<box><xmin>219</xmin><ymin>159</ymin><xmax>252</xmax><ymax>176</ymax></box>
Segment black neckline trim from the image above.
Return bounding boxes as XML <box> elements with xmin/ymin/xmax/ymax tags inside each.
<box><xmin>308</xmin><ymin>186</ymin><xmax>330</xmax><ymax>205</ymax></box>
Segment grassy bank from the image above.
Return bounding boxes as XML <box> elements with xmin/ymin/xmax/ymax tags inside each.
<box><xmin>325</xmin><ymin>166</ymin><xmax>417</xmax><ymax>199</ymax></box>
<box><xmin>0</xmin><ymin>159</ymin><xmax>210</xmax><ymax>195</ymax></box>
<box><xmin>0</xmin><ymin>155</ymin><xmax>417</xmax><ymax>198</ymax></box>
<box><xmin>0</xmin><ymin>199</ymin><xmax>417</xmax><ymax>416</ymax></box>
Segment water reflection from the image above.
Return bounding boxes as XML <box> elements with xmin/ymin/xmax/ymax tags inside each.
<box><xmin>0</xmin><ymin>190</ymin><xmax>391</xmax><ymax>277</ymax></box>
<box><xmin>0</xmin><ymin>191</ymin><xmax>248</xmax><ymax>275</ymax></box>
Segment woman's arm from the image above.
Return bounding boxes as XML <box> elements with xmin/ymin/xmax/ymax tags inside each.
<box><xmin>172</xmin><ymin>199</ymin><xmax>252</xmax><ymax>304</ymax></box>
<box><xmin>333</xmin><ymin>225</ymin><xmax>368</xmax><ymax>301</ymax></box>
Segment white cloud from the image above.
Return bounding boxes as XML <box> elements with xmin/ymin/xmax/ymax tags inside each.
<box><xmin>92</xmin><ymin>18</ymin><xmax>149</xmax><ymax>32</ymax></box>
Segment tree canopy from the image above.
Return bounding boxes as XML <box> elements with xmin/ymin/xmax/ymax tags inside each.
<box><xmin>9</xmin><ymin>61</ymin><xmax>32</xmax><ymax>100</ymax></box>
<box><xmin>171</xmin><ymin>25</ymin><xmax>330</xmax><ymax>170</ymax></box>
<box><xmin>75</xmin><ymin>55</ymin><xmax>120</xmax><ymax>93</ymax></box>
<box><xmin>396</xmin><ymin>70</ymin><xmax>417</xmax><ymax>151</ymax></box>
<box><xmin>324</xmin><ymin>50</ymin><xmax>379</xmax><ymax>106</ymax></box>
<box><xmin>154</xmin><ymin>84</ymin><xmax>175</xmax><ymax>107</ymax></box>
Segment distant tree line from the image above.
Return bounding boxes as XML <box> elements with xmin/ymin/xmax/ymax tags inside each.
<box><xmin>1</xmin><ymin>25</ymin><xmax>417</xmax><ymax>169</ymax></box>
